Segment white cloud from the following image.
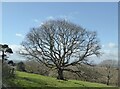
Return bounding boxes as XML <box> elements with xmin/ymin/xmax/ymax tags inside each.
<box><xmin>9</xmin><ymin>44</ymin><xmax>22</xmax><ymax>52</ymax></box>
<box><xmin>8</xmin><ymin>44</ymin><xmax>27</xmax><ymax>61</ymax></box>
<box><xmin>102</xmin><ymin>50</ymin><xmax>118</xmax><ymax>60</ymax></box>
<box><xmin>99</xmin><ymin>42</ymin><xmax>118</xmax><ymax>62</ymax></box>
<box><xmin>91</xmin><ymin>42</ymin><xmax>118</xmax><ymax>64</ymax></box>
<box><xmin>108</xmin><ymin>42</ymin><xmax>117</xmax><ymax>49</ymax></box>
<box><xmin>15</xmin><ymin>33</ymin><xmax>24</xmax><ymax>38</ymax></box>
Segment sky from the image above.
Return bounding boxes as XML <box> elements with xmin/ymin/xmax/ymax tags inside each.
<box><xmin>1</xmin><ymin>2</ymin><xmax>118</xmax><ymax>63</ymax></box>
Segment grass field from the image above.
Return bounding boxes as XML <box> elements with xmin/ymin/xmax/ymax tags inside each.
<box><xmin>6</xmin><ymin>71</ymin><xmax>118</xmax><ymax>89</ymax></box>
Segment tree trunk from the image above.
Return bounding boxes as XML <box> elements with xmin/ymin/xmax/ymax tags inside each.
<box><xmin>57</xmin><ymin>69</ymin><xmax>64</xmax><ymax>80</ymax></box>
<box><xmin>107</xmin><ymin>75</ymin><xmax>110</xmax><ymax>85</ymax></box>
<box><xmin>107</xmin><ymin>79</ymin><xmax>110</xmax><ymax>85</ymax></box>
<box><xmin>2</xmin><ymin>50</ymin><xmax>4</xmax><ymax>63</ymax></box>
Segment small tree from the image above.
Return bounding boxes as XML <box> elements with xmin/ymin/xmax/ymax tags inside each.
<box><xmin>17</xmin><ymin>61</ymin><xmax>26</xmax><ymax>72</ymax></box>
<box><xmin>0</xmin><ymin>44</ymin><xmax>13</xmax><ymax>78</ymax></box>
<box><xmin>20</xmin><ymin>19</ymin><xmax>101</xmax><ymax>80</ymax></box>
<box><xmin>99</xmin><ymin>59</ymin><xmax>116</xmax><ymax>85</ymax></box>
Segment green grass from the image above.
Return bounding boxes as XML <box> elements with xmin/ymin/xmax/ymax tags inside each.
<box><xmin>6</xmin><ymin>71</ymin><xmax>117</xmax><ymax>89</ymax></box>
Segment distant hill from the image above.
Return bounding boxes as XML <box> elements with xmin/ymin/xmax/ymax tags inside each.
<box><xmin>98</xmin><ymin>59</ymin><xmax>118</xmax><ymax>68</ymax></box>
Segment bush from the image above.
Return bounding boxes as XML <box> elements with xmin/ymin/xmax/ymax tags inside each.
<box><xmin>16</xmin><ymin>61</ymin><xmax>26</xmax><ymax>72</ymax></box>
<box><xmin>2</xmin><ymin>62</ymin><xmax>15</xmax><ymax>78</ymax></box>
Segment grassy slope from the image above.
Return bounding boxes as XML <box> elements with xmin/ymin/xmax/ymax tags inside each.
<box><xmin>7</xmin><ymin>71</ymin><xmax>116</xmax><ymax>89</ymax></box>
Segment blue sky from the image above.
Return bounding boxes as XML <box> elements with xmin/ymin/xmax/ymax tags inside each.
<box><xmin>2</xmin><ymin>2</ymin><xmax>118</xmax><ymax>62</ymax></box>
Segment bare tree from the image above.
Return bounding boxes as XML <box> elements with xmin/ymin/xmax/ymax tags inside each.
<box><xmin>99</xmin><ymin>59</ymin><xmax>117</xmax><ymax>85</ymax></box>
<box><xmin>20</xmin><ymin>19</ymin><xmax>101</xmax><ymax>80</ymax></box>
<box><xmin>106</xmin><ymin>65</ymin><xmax>113</xmax><ymax>85</ymax></box>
